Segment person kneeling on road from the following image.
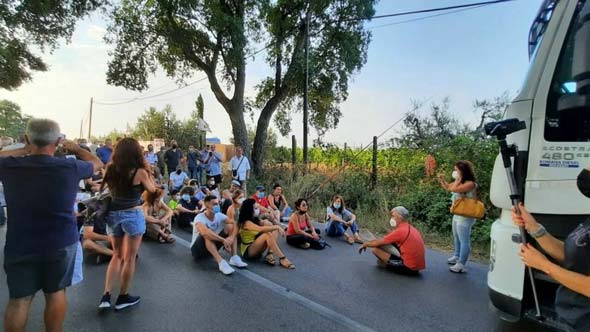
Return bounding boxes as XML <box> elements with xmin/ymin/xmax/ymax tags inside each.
<box><xmin>190</xmin><ymin>195</ymin><xmax>248</xmax><ymax>275</ymax></box>
<box><xmin>359</xmin><ymin>206</ymin><xmax>425</xmax><ymax>275</ymax></box>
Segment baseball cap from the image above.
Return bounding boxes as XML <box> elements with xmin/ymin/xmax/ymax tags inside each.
<box><xmin>255</xmin><ymin>185</ymin><xmax>265</xmax><ymax>191</ymax></box>
<box><xmin>231</xmin><ymin>180</ymin><xmax>241</xmax><ymax>187</ymax></box>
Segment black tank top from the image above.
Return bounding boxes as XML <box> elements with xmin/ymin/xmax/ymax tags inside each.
<box><xmin>110</xmin><ymin>169</ymin><xmax>144</xmax><ymax>211</ymax></box>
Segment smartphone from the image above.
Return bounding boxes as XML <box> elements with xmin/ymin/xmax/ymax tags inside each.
<box><xmin>65</xmin><ymin>155</ymin><xmax>76</xmax><ymax>160</ymax></box>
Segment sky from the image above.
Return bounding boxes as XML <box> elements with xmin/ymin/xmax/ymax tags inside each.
<box><xmin>0</xmin><ymin>0</ymin><xmax>543</xmax><ymax>148</ymax></box>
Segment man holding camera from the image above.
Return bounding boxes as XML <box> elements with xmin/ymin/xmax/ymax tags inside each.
<box><xmin>229</xmin><ymin>146</ymin><xmax>250</xmax><ymax>193</ymax></box>
<box><xmin>204</xmin><ymin>144</ymin><xmax>223</xmax><ymax>184</ymax></box>
<box><xmin>1</xmin><ymin>118</ymin><xmax>103</xmax><ymax>332</ymax></box>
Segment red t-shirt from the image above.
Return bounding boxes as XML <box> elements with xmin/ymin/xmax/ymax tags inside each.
<box><xmin>252</xmin><ymin>194</ymin><xmax>270</xmax><ymax>208</ymax></box>
<box><xmin>383</xmin><ymin>222</ymin><xmax>426</xmax><ymax>271</ymax></box>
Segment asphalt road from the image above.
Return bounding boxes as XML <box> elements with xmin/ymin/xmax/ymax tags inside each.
<box><xmin>0</xmin><ymin>223</ymin><xmax>550</xmax><ymax>332</ymax></box>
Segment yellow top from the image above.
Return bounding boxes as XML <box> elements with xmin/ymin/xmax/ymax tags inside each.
<box><xmin>239</xmin><ymin>228</ymin><xmax>260</xmax><ymax>256</ymax></box>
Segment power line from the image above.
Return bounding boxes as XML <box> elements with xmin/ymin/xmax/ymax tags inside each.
<box><xmin>367</xmin><ymin>4</ymin><xmax>488</xmax><ymax>30</ymax></box>
<box><xmin>337</xmin><ymin>0</ymin><xmax>515</xmax><ymax>23</ymax></box>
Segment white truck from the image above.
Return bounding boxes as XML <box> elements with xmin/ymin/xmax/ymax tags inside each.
<box><xmin>488</xmin><ymin>0</ymin><xmax>590</xmax><ymax>330</ymax></box>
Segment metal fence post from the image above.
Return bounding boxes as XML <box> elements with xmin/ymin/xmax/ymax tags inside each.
<box><xmin>372</xmin><ymin>136</ymin><xmax>378</xmax><ymax>189</ymax></box>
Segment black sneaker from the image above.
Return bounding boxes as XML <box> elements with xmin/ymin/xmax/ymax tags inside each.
<box><xmin>114</xmin><ymin>294</ymin><xmax>141</xmax><ymax>310</ymax></box>
<box><xmin>98</xmin><ymin>293</ymin><xmax>111</xmax><ymax>310</ymax></box>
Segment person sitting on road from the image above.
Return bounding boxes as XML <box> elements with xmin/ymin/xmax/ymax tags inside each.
<box><xmin>167</xmin><ymin>189</ymin><xmax>180</xmax><ymax>223</ymax></box>
<box><xmin>326</xmin><ymin>195</ymin><xmax>362</xmax><ymax>245</ymax></box>
<box><xmin>252</xmin><ymin>185</ymin><xmax>278</xmax><ymax>224</ymax></box>
<box><xmin>286</xmin><ymin>198</ymin><xmax>322</xmax><ymax>249</ymax></box>
<box><xmin>206</xmin><ymin>176</ymin><xmax>220</xmax><ymax>199</ymax></box>
<box><xmin>142</xmin><ymin>188</ymin><xmax>175</xmax><ymax>243</ymax></box>
<box><xmin>169</xmin><ymin>165</ymin><xmax>189</xmax><ymax>192</ymax></box>
<box><xmin>176</xmin><ymin>186</ymin><xmax>202</xmax><ymax>229</ymax></box>
<box><xmin>190</xmin><ymin>195</ymin><xmax>248</xmax><ymax>275</ymax></box>
<box><xmin>81</xmin><ymin>200</ymin><xmax>113</xmax><ymax>264</ymax></box>
<box><xmin>359</xmin><ymin>206</ymin><xmax>425</xmax><ymax>275</ymax></box>
<box><xmin>268</xmin><ymin>184</ymin><xmax>289</xmax><ymax>223</ymax></box>
<box><xmin>230</xmin><ymin>179</ymin><xmax>241</xmax><ymax>193</ymax></box>
<box><xmin>238</xmin><ymin>198</ymin><xmax>294</xmax><ymax>269</ymax></box>
<box><xmin>226</xmin><ymin>190</ymin><xmax>245</xmax><ymax>222</ymax></box>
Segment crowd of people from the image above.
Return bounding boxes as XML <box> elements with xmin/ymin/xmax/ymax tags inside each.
<box><xmin>3</xmin><ymin>118</ymin><xmax>590</xmax><ymax>332</ymax></box>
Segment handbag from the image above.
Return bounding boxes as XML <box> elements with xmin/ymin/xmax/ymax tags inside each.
<box><xmin>450</xmin><ymin>189</ymin><xmax>485</xmax><ymax>219</ymax></box>
<box><xmin>232</xmin><ymin>156</ymin><xmax>245</xmax><ymax>179</ymax></box>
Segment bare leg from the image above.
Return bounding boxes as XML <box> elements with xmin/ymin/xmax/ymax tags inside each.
<box><xmin>119</xmin><ymin>235</ymin><xmax>142</xmax><ymax>295</ymax></box>
<box><xmin>83</xmin><ymin>240</ymin><xmax>113</xmax><ymax>257</ymax></box>
<box><xmin>103</xmin><ymin>236</ymin><xmax>124</xmax><ymax>294</ymax></box>
<box><xmin>4</xmin><ymin>296</ymin><xmax>33</xmax><ymax>332</ymax></box>
<box><xmin>204</xmin><ymin>237</ymin><xmax>224</xmax><ymax>263</ymax></box>
<box><xmin>44</xmin><ymin>290</ymin><xmax>67</xmax><ymax>332</ymax></box>
<box><xmin>371</xmin><ymin>247</ymin><xmax>392</xmax><ymax>264</ymax></box>
<box><xmin>224</xmin><ymin>224</ymin><xmax>238</xmax><ymax>255</ymax></box>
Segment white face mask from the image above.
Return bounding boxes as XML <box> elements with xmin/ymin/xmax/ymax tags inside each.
<box><xmin>254</xmin><ymin>208</ymin><xmax>260</xmax><ymax>217</ymax></box>
<box><xmin>451</xmin><ymin>170</ymin><xmax>459</xmax><ymax>180</ymax></box>
<box><xmin>389</xmin><ymin>218</ymin><xmax>397</xmax><ymax>228</ymax></box>
<box><xmin>238</xmin><ymin>198</ymin><xmax>245</xmax><ymax>204</ymax></box>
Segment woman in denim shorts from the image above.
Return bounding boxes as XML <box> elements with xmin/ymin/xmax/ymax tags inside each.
<box><xmin>98</xmin><ymin>138</ymin><xmax>157</xmax><ymax>311</ymax></box>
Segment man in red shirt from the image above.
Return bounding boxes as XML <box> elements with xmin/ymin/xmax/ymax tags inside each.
<box><xmin>359</xmin><ymin>206</ymin><xmax>425</xmax><ymax>274</ymax></box>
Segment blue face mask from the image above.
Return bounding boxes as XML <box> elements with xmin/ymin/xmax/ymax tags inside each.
<box><xmin>182</xmin><ymin>194</ymin><xmax>190</xmax><ymax>202</ymax></box>
<box><xmin>258</xmin><ymin>192</ymin><xmax>265</xmax><ymax>199</ymax></box>
<box><xmin>333</xmin><ymin>203</ymin><xmax>341</xmax><ymax>209</ymax></box>
<box><xmin>212</xmin><ymin>205</ymin><xmax>221</xmax><ymax>214</ymax></box>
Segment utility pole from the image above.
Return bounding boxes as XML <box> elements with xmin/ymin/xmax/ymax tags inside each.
<box><xmin>79</xmin><ymin>119</ymin><xmax>84</xmax><ymax>138</ymax></box>
<box><xmin>88</xmin><ymin>97</ymin><xmax>93</xmax><ymax>140</ymax></box>
<box><xmin>302</xmin><ymin>13</ymin><xmax>310</xmax><ymax>174</ymax></box>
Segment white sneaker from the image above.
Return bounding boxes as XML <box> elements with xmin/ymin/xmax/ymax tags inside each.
<box><xmin>229</xmin><ymin>255</ymin><xmax>248</xmax><ymax>268</ymax></box>
<box><xmin>449</xmin><ymin>262</ymin><xmax>467</xmax><ymax>273</ymax></box>
<box><xmin>218</xmin><ymin>260</ymin><xmax>235</xmax><ymax>275</ymax></box>
<box><xmin>447</xmin><ymin>256</ymin><xmax>459</xmax><ymax>265</ymax></box>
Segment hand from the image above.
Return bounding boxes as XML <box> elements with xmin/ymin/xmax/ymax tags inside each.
<box><xmin>275</xmin><ymin>225</ymin><xmax>285</xmax><ymax>237</ymax></box>
<box><xmin>358</xmin><ymin>244</ymin><xmax>368</xmax><ymax>254</ymax></box>
<box><xmin>511</xmin><ymin>203</ymin><xmax>541</xmax><ymax>234</ymax></box>
<box><xmin>311</xmin><ymin>232</ymin><xmax>320</xmax><ymax>240</ymax></box>
<box><xmin>519</xmin><ymin>243</ymin><xmax>550</xmax><ymax>271</ymax></box>
<box><xmin>62</xmin><ymin>140</ymin><xmax>80</xmax><ymax>153</ymax></box>
<box><xmin>223</xmin><ymin>237</ymin><xmax>233</xmax><ymax>251</ymax></box>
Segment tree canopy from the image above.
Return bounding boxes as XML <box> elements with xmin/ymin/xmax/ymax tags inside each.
<box><xmin>0</xmin><ymin>99</ymin><xmax>31</xmax><ymax>138</ymax></box>
<box><xmin>0</xmin><ymin>0</ymin><xmax>106</xmax><ymax>90</ymax></box>
<box><xmin>105</xmin><ymin>0</ymin><xmax>376</xmax><ymax>173</ymax></box>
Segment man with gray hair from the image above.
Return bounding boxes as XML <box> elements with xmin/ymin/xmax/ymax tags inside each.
<box><xmin>359</xmin><ymin>206</ymin><xmax>426</xmax><ymax>275</ymax></box>
<box><xmin>0</xmin><ymin>118</ymin><xmax>103</xmax><ymax>332</ymax></box>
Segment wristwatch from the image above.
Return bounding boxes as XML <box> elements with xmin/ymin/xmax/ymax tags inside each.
<box><xmin>529</xmin><ymin>224</ymin><xmax>547</xmax><ymax>239</ymax></box>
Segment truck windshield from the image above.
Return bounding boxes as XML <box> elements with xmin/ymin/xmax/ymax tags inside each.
<box><xmin>545</xmin><ymin>0</ymin><xmax>590</xmax><ymax>142</ymax></box>
<box><xmin>529</xmin><ymin>0</ymin><xmax>559</xmax><ymax>58</ymax></box>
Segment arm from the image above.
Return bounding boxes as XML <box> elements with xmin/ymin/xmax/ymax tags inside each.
<box><xmin>289</xmin><ymin>215</ymin><xmax>311</xmax><ymax>237</ymax></box>
<box><xmin>137</xmin><ymin>168</ymin><xmax>157</xmax><ymax>194</ymax></box>
<box><xmin>158</xmin><ymin>201</ymin><xmax>173</xmax><ymax>221</ymax></box>
<box><xmin>0</xmin><ymin>146</ymin><xmax>30</xmax><ymax>158</ymax></box>
<box><xmin>196</xmin><ymin>222</ymin><xmax>225</xmax><ymax>242</ymax></box>
<box><xmin>268</xmin><ymin>197</ymin><xmax>279</xmax><ymax>210</ymax></box>
<box><xmin>176</xmin><ymin>204</ymin><xmax>197</xmax><ymax>214</ymax></box>
<box><xmin>512</xmin><ymin>203</ymin><xmax>565</xmax><ymax>263</ymax></box>
<box><xmin>545</xmin><ymin>262</ymin><xmax>590</xmax><ymax>298</ymax></box>
<box><xmin>327</xmin><ymin>207</ymin><xmax>344</xmax><ymax>222</ymax></box>
<box><xmin>244</xmin><ymin>220</ymin><xmax>282</xmax><ymax>234</ymax></box>
<box><xmin>447</xmin><ymin>180</ymin><xmax>475</xmax><ymax>193</ymax></box>
<box><xmin>143</xmin><ymin>205</ymin><xmax>163</xmax><ymax>225</ymax></box>
<box><xmin>82</xmin><ymin>226</ymin><xmax>109</xmax><ymax>242</ymax></box>
<box><xmin>63</xmin><ymin>140</ymin><xmax>103</xmax><ymax>172</ymax></box>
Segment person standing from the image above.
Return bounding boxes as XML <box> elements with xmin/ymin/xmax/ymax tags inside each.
<box><xmin>164</xmin><ymin>140</ymin><xmax>183</xmax><ymax>177</ymax></box>
<box><xmin>187</xmin><ymin>145</ymin><xmax>200</xmax><ymax>180</ymax></box>
<box><xmin>229</xmin><ymin>146</ymin><xmax>250</xmax><ymax>193</ymax></box>
<box><xmin>205</xmin><ymin>144</ymin><xmax>223</xmax><ymax>184</ymax></box>
<box><xmin>99</xmin><ymin>138</ymin><xmax>157</xmax><ymax>311</ymax></box>
<box><xmin>1</xmin><ymin>119</ymin><xmax>103</xmax><ymax>332</ymax></box>
<box><xmin>438</xmin><ymin>160</ymin><xmax>478</xmax><ymax>273</ymax></box>
<box><xmin>96</xmin><ymin>138</ymin><xmax>114</xmax><ymax>165</ymax></box>
<box><xmin>145</xmin><ymin>144</ymin><xmax>158</xmax><ymax>168</ymax></box>
<box><xmin>157</xmin><ymin>146</ymin><xmax>167</xmax><ymax>177</ymax></box>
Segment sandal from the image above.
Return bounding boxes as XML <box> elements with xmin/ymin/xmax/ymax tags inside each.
<box><xmin>300</xmin><ymin>243</ymin><xmax>311</xmax><ymax>249</ymax></box>
<box><xmin>165</xmin><ymin>235</ymin><xmax>176</xmax><ymax>243</ymax></box>
<box><xmin>264</xmin><ymin>253</ymin><xmax>276</xmax><ymax>266</ymax></box>
<box><xmin>279</xmin><ymin>257</ymin><xmax>295</xmax><ymax>270</ymax></box>
<box><xmin>345</xmin><ymin>235</ymin><xmax>355</xmax><ymax>245</ymax></box>
<box><xmin>354</xmin><ymin>236</ymin><xmax>364</xmax><ymax>244</ymax></box>
<box><xmin>157</xmin><ymin>235</ymin><xmax>166</xmax><ymax>244</ymax></box>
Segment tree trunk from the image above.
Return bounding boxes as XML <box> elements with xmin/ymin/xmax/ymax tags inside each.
<box><xmin>227</xmin><ymin>103</ymin><xmax>249</xmax><ymax>158</ymax></box>
<box><xmin>251</xmin><ymin>108</ymin><xmax>273</xmax><ymax>176</ymax></box>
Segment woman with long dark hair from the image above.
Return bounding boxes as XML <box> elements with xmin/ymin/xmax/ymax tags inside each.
<box><xmin>99</xmin><ymin>138</ymin><xmax>157</xmax><ymax>311</ymax></box>
<box><xmin>286</xmin><ymin>198</ymin><xmax>321</xmax><ymax>249</ymax></box>
<box><xmin>438</xmin><ymin>160</ymin><xmax>477</xmax><ymax>273</ymax></box>
<box><xmin>238</xmin><ymin>199</ymin><xmax>294</xmax><ymax>269</ymax></box>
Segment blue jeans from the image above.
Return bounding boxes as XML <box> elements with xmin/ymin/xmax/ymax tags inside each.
<box><xmin>452</xmin><ymin>215</ymin><xmax>476</xmax><ymax>265</ymax></box>
<box><xmin>188</xmin><ymin>166</ymin><xmax>199</xmax><ymax>180</ymax></box>
<box><xmin>326</xmin><ymin>220</ymin><xmax>359</xmax><ymax>237</ymax></box>
<box><xmin>106</xmin><ymin>208</ymin><xmax>146</xmax><ymax>237</ymax></box>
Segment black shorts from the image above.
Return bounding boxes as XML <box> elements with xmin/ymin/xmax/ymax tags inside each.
<box><xmin>387</xmin><ymin>255</ymin><xmax>419</xmax><ymax>276</ymax></box>
<box><xmin>191</xmin><ymin>231</ymin><xmax>228</xmax><ymax>259</ymax></box>
<box><xmin>4</xmin><ymin>242</ymin><xmax>78</xmax><ymax>299</ymax></box>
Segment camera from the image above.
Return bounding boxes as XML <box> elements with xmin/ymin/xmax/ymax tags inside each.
<box><xmin>484</xmin><ymin>118</ymin><xmax>526</xmax><ymax>139</ymax></box>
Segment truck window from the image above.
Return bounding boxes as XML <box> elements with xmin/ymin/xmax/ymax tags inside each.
<box><xmin>545</xmin><ymin>0</ymin><xmax>590</xmax><ymax>142</ymax></box>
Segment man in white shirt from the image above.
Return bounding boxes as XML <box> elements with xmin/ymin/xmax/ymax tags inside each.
<box><xmin>229</xmin><ymin>146</ymin><xmax>250</xmax><ymax>193</ymax></box>
<box><xmin>169</xmin><ymin>166</ymin><xmax>189</xmax><ymax>192</ymax></box>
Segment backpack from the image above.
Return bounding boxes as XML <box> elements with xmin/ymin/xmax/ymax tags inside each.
<box><xmin>310</xmin><ymin>237</ymin><xmax>331</xmax><ymax>250</ymax></box>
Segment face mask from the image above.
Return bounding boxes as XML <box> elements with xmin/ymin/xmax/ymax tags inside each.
<box><xmin>238</xmin><ymin>198</ymin><xmax>245</xmax><ymax>204</ymax></box>
<box><xmin>451</xmin><ymin>171</ymin><xmax>459</xmax><ymax>180</ymax></box>
<box><xmin>176</xmin><ymin>169</ymin><xmax>182</xmax><ymax>175</ymax></box>
<box><xmin>182</xmin><ymin>194</ymin><xmax>190</xmax><ymax>202</ymax></box>
<box><xmin>333</xmin><ymin>203</ymin><xmax>341</xmax><ymax>209</ymax></box>
<box><xmin>298</xmin><ymin>210</ymin><xmax>306</xmax><ymax>215</ymax></box>
<box><xmin>148</xmin><ymin>148</ymin><xmax>153</xmax><ymax>152</ymax></box>
<box><xmin>258</xmin><ymin>192</ymin><xmax>265</xmax><ymax>199</ymax></box>
<box><xmin>174</xmin><ymin>195</ymin><xmax>180</xmax><ymax>201</ymax></box>
<box><xmin>172</xmin><ymin>144</ymin><xmax>178</xmax><ymax>149</ymax></box>
<box><xmin>208</xmin><ymin>181</ymin><xmax>215</xmax><ymax>186</ymax></box>
<box><xmin>389</xmin><ymin>218</ymin><xmax>397</xmax><ymax>228</ymax></box>
<box><xmin>254</xmin><ymin>208</ymin><xmax>260</xmax><ymax>217</ymax></box>
<box><xmin>212</xmin><ymin>205</ymin><xmax>221</xmax><ymax>214</ymax></box>
<box><xmin>577</xmin><ymin>169</ymin><xmax>590</xmax><ymax>198</ymax></box>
